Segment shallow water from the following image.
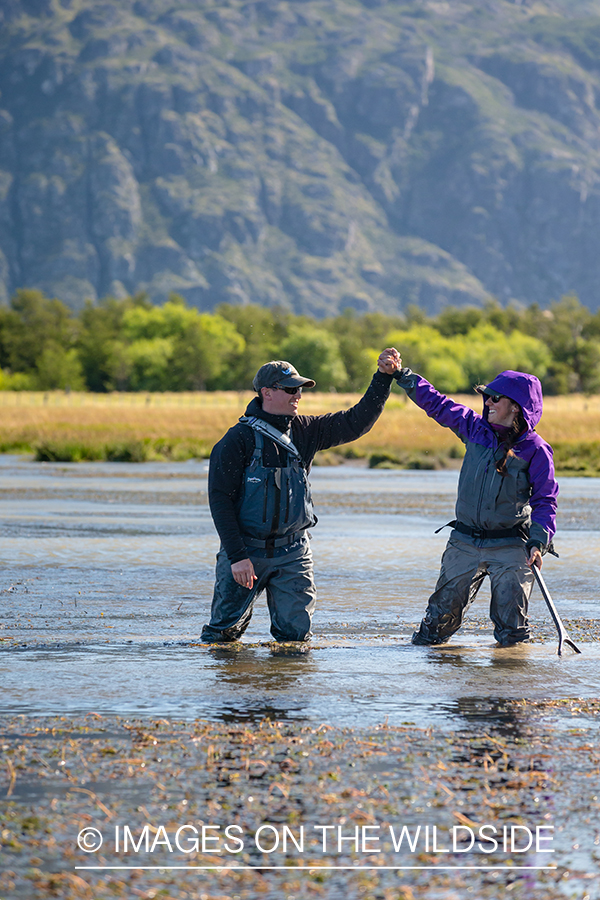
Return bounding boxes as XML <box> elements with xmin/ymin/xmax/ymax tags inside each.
<box><xmin>1</xmin><ymin>456</ymin><xmax>599</xmax><ymax>727</ymax></box>
<box><xmin>3</xmin><ymin>640</ymin><xmax>599</xmax><ymax>731</ymax></box>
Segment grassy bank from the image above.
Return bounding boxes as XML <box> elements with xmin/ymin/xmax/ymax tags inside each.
<box><xmin>1</xmin><ymin>390</ymin><xmax>600</xmax><ymax>472</ymax></box>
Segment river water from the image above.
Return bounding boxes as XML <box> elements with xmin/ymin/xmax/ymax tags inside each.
<box><xmin>1</xmin><ymin>455</ymin><xmax>599</xmax><ymax>728</ymax></box>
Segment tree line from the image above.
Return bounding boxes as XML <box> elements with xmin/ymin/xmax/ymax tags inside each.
<box><xmin>0</xmin><ymin>289</ymin><xmax>599</xmax><ymax>395</ymax></box>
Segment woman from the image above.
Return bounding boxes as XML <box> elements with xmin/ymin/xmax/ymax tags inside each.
<box><xmin>393</xmin><ymin>362</ymin><xmax>559</xmax><ymax>646</ymax></box>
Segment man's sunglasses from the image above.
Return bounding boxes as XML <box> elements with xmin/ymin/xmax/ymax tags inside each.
<box><xmin>486</xmin><ymin>393</ymin><xmax>505</xmax><ymax>403</ymax></box>
<box><xmin>273</xmin><ymin>384</ymin><xmax>302</xmax><ymax>395</ymax></box>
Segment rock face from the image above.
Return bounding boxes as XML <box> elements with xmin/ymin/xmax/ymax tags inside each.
<box><xmin>1</xmin><ymin>0</ymin><xmax>600</xmax><ymax>313</ymax></box>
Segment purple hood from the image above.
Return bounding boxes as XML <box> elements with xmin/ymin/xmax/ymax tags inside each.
<box><xmin>482</xmin><ymin>370</ymin><xmax>543</xmax><ymax>431</ymax></box>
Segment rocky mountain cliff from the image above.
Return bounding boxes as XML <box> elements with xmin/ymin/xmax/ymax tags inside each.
<box><xmin>2</xmin><ymin>0</ymin><xmax>600</xmax><ymax>314</ymax></box>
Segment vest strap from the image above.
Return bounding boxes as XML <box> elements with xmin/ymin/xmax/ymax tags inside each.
<box><xmin>437</xmin><ymin>519</ymin><xmax>529</xmax><ymax>541</ymax></box>
<box><xmin>242</xmin><ymin>530</ymin><xmax>306</xmax><ymax>549</ymax></box>
<box><xmin>240</xmin><ymin>415</ymin><xmax>301</xmax><ymax>460</ymax></box>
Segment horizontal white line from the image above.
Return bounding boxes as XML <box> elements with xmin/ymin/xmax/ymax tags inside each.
<box><xmin>75</xmin><ymin>865</ymin><xmax>558</xmax><ymax>871</ymax></box>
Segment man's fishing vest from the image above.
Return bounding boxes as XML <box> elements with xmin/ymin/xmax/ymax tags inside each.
<box><xmin>235</xmin><ymin>416</ymin><xmax>316</xmax><ymax>550</ymax></box>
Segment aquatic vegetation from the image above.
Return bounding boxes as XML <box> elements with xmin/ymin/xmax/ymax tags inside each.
<box><xmin>0</xmin><ymin>708</ymin><xmax>599</xmax><ymax>898</ymax></box>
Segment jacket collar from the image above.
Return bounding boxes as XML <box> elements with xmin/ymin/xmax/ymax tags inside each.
<box><xmin>244</xmin><ymin>396</ymin><xmax>292</xmax><ymax>433</ymax></box>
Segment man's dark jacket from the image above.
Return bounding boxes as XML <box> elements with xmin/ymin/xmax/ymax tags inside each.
<box><xmin>209</xmin><ymin>371</ymin><xmax>393</xmax><ymax>562</ymax></box>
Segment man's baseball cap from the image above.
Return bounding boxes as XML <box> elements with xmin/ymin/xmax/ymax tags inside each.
<box><xmin>252</xmin><ymin>360</ymin><xmax>316</xmax><ymax>392</ymax></box>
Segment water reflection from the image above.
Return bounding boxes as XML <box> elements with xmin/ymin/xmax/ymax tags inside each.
<box><xmin>205</xmin><ymin>645</ymin><xmax>317</xmax><ymax>693</ymax></box>
<box><xmin>217</xmin><ymin>703</ymin><xmax>308</xmax><ymax>724</ymax></box>
<box><xmin>451</xmin><ymin>697</ymin><xmax>532</xmax><ymax>740</ymax></box>
<box><xmin>428</xmin><ymin>643</ymin><xmax>542</xmax><ymax>673</ymax></box>
<box><xmin>3</xmin><ymin>638</ymin><xmax>598</xmax><ymax>728</ymax></box>
<box><xmin>201</xmin><ymin>645</ymin><xmax>318</xmax><ymax>723</ymax></box>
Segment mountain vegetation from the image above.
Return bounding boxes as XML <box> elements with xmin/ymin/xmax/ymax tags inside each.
<box><xmin>2</xmin><ymin>0</ymin><xmax>600</xmax><ymax>315</ymax></box>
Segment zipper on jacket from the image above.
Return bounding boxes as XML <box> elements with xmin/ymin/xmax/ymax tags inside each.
<box><xmin>271</xmin><ymin>474</ymin><xmax>281</xmax><ymax>535</ymax></box>
<box><xmin>262</xmin><ymin>475</ymin><xmax>269</xmax><ymax>523</ymax></box>
<box><xmin>475</xmin><ymin>455</ymin><xmax>491</xmax><ymax>528</ymax></box>
<box><xmin>283</xmin><ymin>470</ymin><xmax>290</xmax><ymax>522</ymax></box>
<box><xmin>476</xmin><ymin>434</ymin><xmax>507</xmax><ymax>526</ymax></box>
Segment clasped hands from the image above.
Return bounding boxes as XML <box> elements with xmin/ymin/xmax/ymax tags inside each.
<box><xmin>378</xmin><ymin>348</ymin><xmax>402</xmax><ymax>375</ymax></box>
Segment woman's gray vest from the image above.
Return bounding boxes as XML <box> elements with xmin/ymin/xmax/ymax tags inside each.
<box><xmin>235</xmin><ymin>416</ymin><xmax>316</xmax><ymax>549</ymax></box>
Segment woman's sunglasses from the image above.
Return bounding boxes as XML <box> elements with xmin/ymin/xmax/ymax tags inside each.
<box><xmin>274</xmin><ymin>384</ymin><xmax>302</xmax><ymax>395</ymax></box>
<box><xmin>486</xmin><ymin>393</ymin><xmax>505</xmax><ymax>403</ymax></box>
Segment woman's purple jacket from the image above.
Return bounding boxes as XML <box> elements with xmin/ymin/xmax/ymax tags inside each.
<box><xmin>394</xmin><ymin>368</ymin><xmax>558</xmax><ymax>549</ymax></box>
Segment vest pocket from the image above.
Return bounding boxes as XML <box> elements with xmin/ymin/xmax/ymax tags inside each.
<box><xmin>238</xmin><ymin>463</ymin><xmax>313</xmax><ymax>540</ymax></box>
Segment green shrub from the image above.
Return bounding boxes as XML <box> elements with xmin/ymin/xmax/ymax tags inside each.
<box><xmin>34</xmin><ymin>442</ymin><xmax>104</xmax><ymax>462</ymax></box>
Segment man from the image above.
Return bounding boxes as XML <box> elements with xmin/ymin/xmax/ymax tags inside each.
<box><xmin>201</xmin><ymin>349</ymin><xmax>401</xmax><ymax>643</ymax></box>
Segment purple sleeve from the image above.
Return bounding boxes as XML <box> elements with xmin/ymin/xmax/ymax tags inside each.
<box><xmin>395</xmin><ymin>370</ymin><xmax>488</xmax><ymax>444</ymax></box>
<box><xmin>527</xmin><ymin>441</ymin><xmax>558</xmax><ymax>545</ymax></box>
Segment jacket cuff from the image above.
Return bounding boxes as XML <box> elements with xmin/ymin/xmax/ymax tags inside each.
<box><xmin>526</xmin><ymin>539</ymin><xmax>544</xmax><ymax>554</ymax></box>
<box><xmin>228</xmin><ymin>548</ymin><xmax>250</xmax><ymax>564</ymax></box>
<box><xmin>393</xmin><ymin>367</ymin><xmax>414</xmax><ymax>385</ymax></box>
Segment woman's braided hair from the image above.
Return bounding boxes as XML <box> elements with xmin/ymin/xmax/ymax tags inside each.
<box><xmin>494</xmin><ymin>410</ymin><xmax>527</xmax><ymax>476</ymax></box>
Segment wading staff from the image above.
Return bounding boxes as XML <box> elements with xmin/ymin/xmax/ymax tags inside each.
<box><xmin>531</xmin><ymin>565</ymin><xmax>581</xmax><ymax>656</ymax></box>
